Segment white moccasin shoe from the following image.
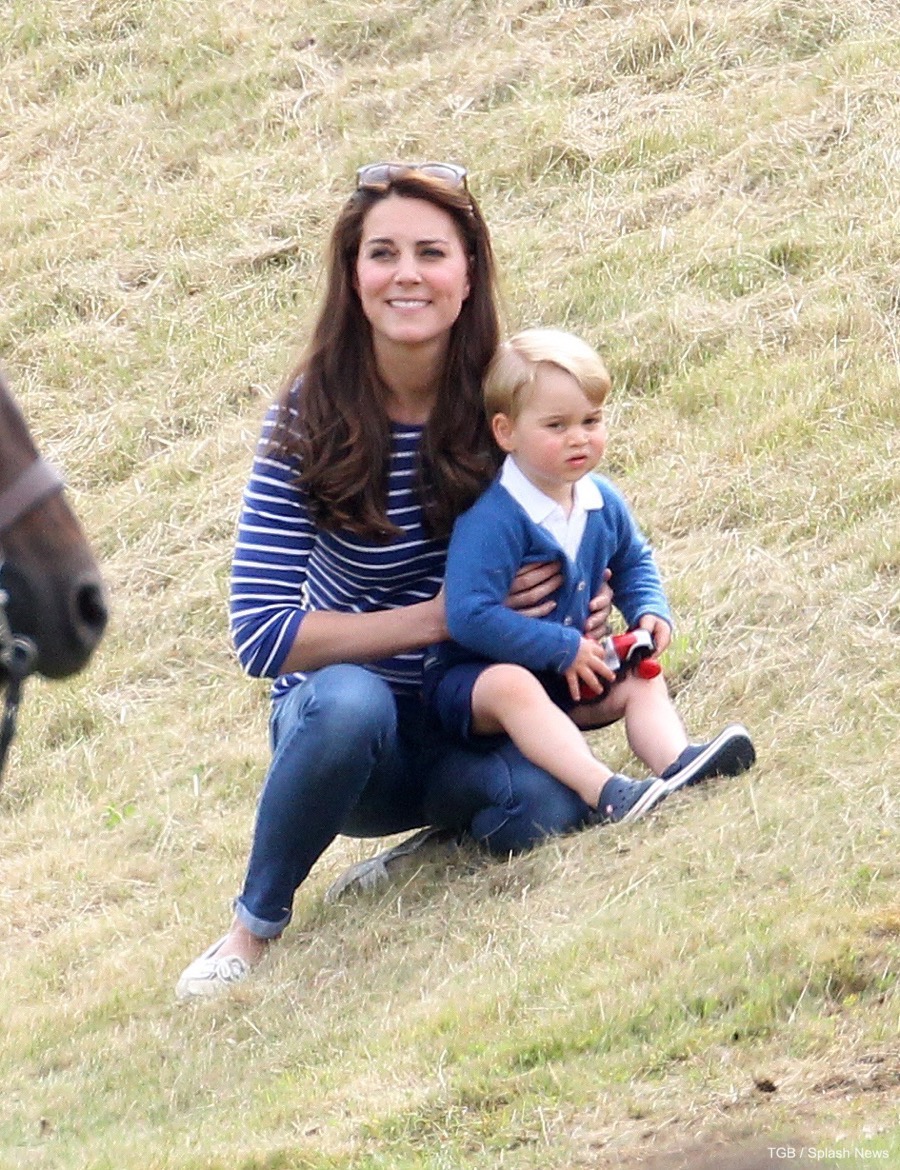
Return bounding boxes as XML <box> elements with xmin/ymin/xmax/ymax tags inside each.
<box><xmin>175</xmin><ymin>936</ymin><xmax>252</xmax><ymax>1001</ymax></box>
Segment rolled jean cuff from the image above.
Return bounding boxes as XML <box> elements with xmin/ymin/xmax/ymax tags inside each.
<box><xmin>232</xmin><ymin>896</ymin><xmax>290</xmax><ymax>940</ymax></box>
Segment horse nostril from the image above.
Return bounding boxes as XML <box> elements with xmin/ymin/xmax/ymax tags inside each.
<box><xmin>74</xmin><ymin>581</ymin><xmax>108</xmax><ymax>643</ymax></box>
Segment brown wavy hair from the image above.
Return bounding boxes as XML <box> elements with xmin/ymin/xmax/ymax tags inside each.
<box><xmin>269</xmin><ymin>170</ymin><xmax>502</xmax><ymax>541</ymax></box>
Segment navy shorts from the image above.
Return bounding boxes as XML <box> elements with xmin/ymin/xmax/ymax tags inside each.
<box><xmin>423</xmin><ymin>657</ymin><xmax>578</xmax><ymax>746</ymax></box>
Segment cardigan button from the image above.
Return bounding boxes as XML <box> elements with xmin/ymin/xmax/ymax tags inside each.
<box><xmin>576</xmin><ymin>580</ymin><xmax>586</xmax><ymax>591</ymax></box>
<box><xmin>563</xmin><ymin>616</ymin><xmax>573</xmax><ymax>626</ymax></box>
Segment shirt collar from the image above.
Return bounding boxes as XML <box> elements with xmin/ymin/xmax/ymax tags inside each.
<box><xmin>499</xmin><ymin>455</ymin><xmax>604</xmax><ymax>522</ymax></box>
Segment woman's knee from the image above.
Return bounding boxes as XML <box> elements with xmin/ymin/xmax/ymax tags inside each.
<box><xmin>272</xmin><ymin>665</ymin><xmax>396</xmax><ymax>750</ymax></box>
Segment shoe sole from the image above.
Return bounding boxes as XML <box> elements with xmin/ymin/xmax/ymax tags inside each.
<box><xmin>324</xmin><ymin>827</ymin><xmax>459</xmax><ymax>903</ymax></box>
<box><xmin>663</xmin><ymin>723</ymin><xmax>756</xmax><ymax>795</ymax></box>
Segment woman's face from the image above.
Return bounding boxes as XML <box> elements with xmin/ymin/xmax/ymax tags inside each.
<box><xmin>355</xmin><ymin>194</ymin><xmax>471</xmax><ymax>357</ymax></box>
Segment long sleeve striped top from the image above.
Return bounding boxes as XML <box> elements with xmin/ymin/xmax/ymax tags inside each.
<box><xmin>229</xmin><ymin>404</ymin><xmax>449</xmax><ymax>701</ymax></box>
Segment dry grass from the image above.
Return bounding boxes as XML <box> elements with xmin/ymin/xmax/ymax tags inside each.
<box><xmin>1</xmin><ymin>0</ymin><xmax>898</xmax><ymax>1167</ymax></box>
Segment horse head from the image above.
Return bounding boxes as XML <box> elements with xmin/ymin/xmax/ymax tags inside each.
<box><xmin>0</xmin><ymin>371</ymin><xmax>108</xmax><ymax>681</ymax></box>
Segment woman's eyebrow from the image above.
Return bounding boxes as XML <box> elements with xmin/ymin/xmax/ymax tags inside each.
<box><xmin>362</xmin><ymin>235</ymin><xmax>451</xmax><ymax>246</ymax></box>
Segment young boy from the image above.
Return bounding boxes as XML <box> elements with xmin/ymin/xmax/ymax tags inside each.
<box><xmin>423</xmin><ymin>328</ymin><xmax>755</xmax><ymax>824</ymax></box>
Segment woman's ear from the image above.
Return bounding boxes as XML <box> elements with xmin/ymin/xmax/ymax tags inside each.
<box><xmin>491</xmin><ymin>412</ymin><xmax>515</xmax><ymax>452</ymax></box>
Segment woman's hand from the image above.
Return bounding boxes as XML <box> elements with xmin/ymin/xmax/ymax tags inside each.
<box><xmin>505</xmin><ymin>563</ymin><xmax>614</xmax><ymax>630</ymax></box>
<box><xmin>504</xmin><ymin>561</ymin><xmax>563</xmax><ymax>618</ymax></box>
<box><xmin>584</xmin><ymin>569</ymin><xmax>614</xmax><ymax>640</ymax></box>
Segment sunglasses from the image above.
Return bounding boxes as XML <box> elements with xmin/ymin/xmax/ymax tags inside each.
<box><xmin>355</xmin><ymin>161</ymin><xmax>468</xmax><ymax>190</ymax></box>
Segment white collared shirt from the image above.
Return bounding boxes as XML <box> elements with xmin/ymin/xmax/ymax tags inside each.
<box><xmin>499</xmin><ymin>455</ymin><xmax>604</xmax><ymax>563</ymax></box>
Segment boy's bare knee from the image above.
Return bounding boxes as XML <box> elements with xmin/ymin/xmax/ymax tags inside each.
<box><xmin>476</xmin><ymin>663</ymin><xmax>545</xmax><ymax>705</ymax></box>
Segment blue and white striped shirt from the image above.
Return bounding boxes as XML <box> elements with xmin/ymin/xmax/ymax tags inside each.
<box><xmin>229</xmin><ymin>405</ymin><xmax>448</xmax><ymax>700</ymax></box>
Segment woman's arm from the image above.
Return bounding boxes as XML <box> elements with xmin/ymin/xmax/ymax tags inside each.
<box><xmin>286</xmin><ymin>555</ymin><xmax>586</xmax><ymax>673</ymax></box>
<box><xmin>505</xmin><ymin>564</ymin><xmax>613</xmax><ymax>634</ymax></box>
<box><xmin>230</xmin><ymin>421</ymin><xmax>450</xmax><ymax>676</ymax></box>
<box><xmin>279</xmin><ymin>593</ymin><xmax>447</xmax><ymax>674</ymax></box>
<box><xmin>229</xmin><ymin>415</ymin><xmax>315</xmax><ymax>678</ymax></box>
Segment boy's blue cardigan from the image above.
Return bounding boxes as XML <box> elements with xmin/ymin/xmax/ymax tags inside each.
<box><xmin>437</xmin><ymin>473</ymin><xmax>671</xmax><ymax>676</ymax></box>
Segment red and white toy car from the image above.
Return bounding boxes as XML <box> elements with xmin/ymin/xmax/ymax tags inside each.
<box><xmin>579</xmin><ymin>628</ymin><xmax>661</xmax><ymax>701</ymax></box>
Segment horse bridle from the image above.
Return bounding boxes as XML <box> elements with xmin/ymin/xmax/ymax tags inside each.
<box><xmin>0</xmin><ymin>456</ymin><xmax>66</xmax><ymax>783</ymax></box>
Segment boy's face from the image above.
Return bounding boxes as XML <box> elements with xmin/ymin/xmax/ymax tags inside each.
<box><xmin>491</xmin><ymin>364</ymin><xmax>607</xmax><ymax>505</ymax></box>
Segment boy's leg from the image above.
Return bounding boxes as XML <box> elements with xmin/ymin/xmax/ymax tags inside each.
<box><xmin>573</xmin><ymin>673</ymin><xmax>755</xmax><ymax>788</ymax></box>
<box><xmin>471</xmin><ymin>663</ymin><xmax>613</xmax><ymax>808</ymax></box>
<box><xmin>571</xmin><ymin>671</ymin><xmax>689</xmax><ymax>776</ymax></box>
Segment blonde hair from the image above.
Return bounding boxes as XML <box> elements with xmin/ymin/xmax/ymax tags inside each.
<box><xmin>484</xmin><ymin>328</ymin><xmax>612</xmax><ymax>419</ymax></box>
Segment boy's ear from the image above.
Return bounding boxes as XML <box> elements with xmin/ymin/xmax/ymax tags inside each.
<box><xmin>491</xmin><ymin>412</ymin><xmax>515</xmax><ymax>452</ymax></box>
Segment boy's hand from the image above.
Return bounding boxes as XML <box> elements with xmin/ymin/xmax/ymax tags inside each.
<box><xmin>637</xmin><ymin>614</ymin><xmax>672</xmax><ymax>656</ymax></box>
<box><xmin>563</xmin><ymin>636</ymin><xmax>617</xmax><ymax>703</ymax></box>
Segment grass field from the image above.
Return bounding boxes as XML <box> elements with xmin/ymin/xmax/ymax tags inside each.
<box><xmin>1</xmin><ymin>1</ymin><xmax>898</xmax><ymax>1167</ymax></box>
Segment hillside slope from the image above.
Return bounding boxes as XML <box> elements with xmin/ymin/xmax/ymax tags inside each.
<box><xmin>1</xmin><ymin>2</ymin><xmax>898</xmax><ymax>1167</ymax></box>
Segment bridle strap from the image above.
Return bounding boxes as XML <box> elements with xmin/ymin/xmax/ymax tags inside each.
<box><xmin>0</xmin><ymin>457</ymin><xmax>65</xmax><ymax>533</ymax></box>
<box><xmin>0</xmin><ymin>456</ymin><xmax>65</xmax><ymax>787</ymax></box>
<box><xmin>0</xmin><ymin>636</ymin><xmax>34</xmax><ymax>786</ymax></box>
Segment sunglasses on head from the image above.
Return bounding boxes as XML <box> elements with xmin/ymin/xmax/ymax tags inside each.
<box><xmin>355</xmin><ymin>161</ymin><xmax>468</xmax><ymax>190</ymax></box>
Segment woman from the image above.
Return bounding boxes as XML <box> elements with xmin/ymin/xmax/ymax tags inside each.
<box><xmin>176</xmin><ymin>163</ymin><xmax>613</xmax><ymax>1000</ymax></box>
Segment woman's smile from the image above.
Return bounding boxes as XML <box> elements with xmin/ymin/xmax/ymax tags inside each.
<box><xmin>386</xmin><ymin>297</ymin><xmax>431</xmax><ymax>309</ymax></box>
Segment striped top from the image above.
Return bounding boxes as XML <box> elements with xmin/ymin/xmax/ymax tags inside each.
<box><xmin>229</xmin><ymin>403</ymin><xmax>448</xmax><ymax>700</ymax></box>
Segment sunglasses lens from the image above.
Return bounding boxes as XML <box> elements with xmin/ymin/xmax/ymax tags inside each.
<box><xmin>356</xmin><ymin>164</ymin><xmax>395</xmax><ymax>186</ymax></box>
<box><xmin>356</xmin><ymin>162</ymin><xmax>467</xmax><ymax>189</ymax></box>
<box><xmin>419</xmin><ymin>163</ymin><xmax>467</xmax><ymax>186</ymax></box>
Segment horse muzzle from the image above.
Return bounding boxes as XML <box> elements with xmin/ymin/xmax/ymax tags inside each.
<box><xmin>0</xmin><ymin>560</ymin><xmax>108</xmax><ymax>680</ymax></box>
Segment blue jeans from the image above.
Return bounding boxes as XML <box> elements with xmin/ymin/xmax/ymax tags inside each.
<box><xmin>234</xmin><ymin>664</ymin><xmax>591</xmax><ymax>937</ymax></box>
